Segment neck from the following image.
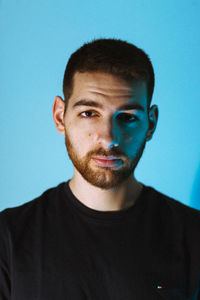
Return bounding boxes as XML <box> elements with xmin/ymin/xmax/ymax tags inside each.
<box><xmin>68</xmin><ymin>172</ymin><xmax>143</xmax><ymax>212</ymax></box>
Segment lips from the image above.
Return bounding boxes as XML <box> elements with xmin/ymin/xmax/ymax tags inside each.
<box><xmin>92</xmin><ymin>156</ymin><xmax>122</xmax><ymax>167</ymax></box>
<box><xmin>94</xmin><ymin>156</ymin><xmax>120</xmax><ymax>160</ymax></box>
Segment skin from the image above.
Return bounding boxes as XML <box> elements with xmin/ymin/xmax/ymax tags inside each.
<box><xmin>53</xmin><ymin>71</ymin><xmax>158</xmax><ymax>211</ymax></box>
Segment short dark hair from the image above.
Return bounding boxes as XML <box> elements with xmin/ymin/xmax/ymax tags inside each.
<box><xmin>63</xmin><ymin>38</ymin><xmax>155</xmax><ymax>108</ymax></box>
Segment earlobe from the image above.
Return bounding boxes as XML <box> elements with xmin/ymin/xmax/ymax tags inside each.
<box><xmin>52</xmin><ymin>96</ymin><xmax>66</xmax><ymax>135</ymax></box>
<box><xmin>146</xmin><ymin>105</ymin><xmax>159</xmax><ymax>141</ymax></box>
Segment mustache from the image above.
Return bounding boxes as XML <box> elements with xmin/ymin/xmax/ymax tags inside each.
<box><xmin>87</xmin><ymin>148</ymin><xmax>126</xmax><ymax>158</ymax></box>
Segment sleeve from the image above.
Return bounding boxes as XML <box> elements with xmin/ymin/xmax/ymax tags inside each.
<box><xmin>0</xmin><ymin>213</ymin><xmax>11</xmax><ymax>300</ymax></box>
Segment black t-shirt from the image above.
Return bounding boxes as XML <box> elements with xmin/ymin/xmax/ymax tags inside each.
<box><xmin>0</xmin><ymin>182</ymin><xmax>200</xmax><ymax>300</ymax></box>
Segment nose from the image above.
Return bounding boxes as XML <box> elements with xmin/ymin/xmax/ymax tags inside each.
<box><xmin>95</xmin><ymin>117</ymin><xmax>119</xmax><ymax>149</ymax></box>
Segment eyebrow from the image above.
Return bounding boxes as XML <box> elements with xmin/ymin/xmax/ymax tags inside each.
<box><xmin>72</xmin><ymin>99</ymin><xmax>145</xmax><ymax>111</ymax></box>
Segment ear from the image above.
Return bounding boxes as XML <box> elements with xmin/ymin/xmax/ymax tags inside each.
<box><xmin>52</xmin><ymin>96</ymin><xmax>66</xmax><ymax>135</ymax></box>
<box><xmin>146</xmin><ymin>105</ymin><xmax>159</xmax><ymax>141</ymax></box>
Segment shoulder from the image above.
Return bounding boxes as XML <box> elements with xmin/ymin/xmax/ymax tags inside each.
<box><xmin>145</xmin><ymin>185</ymin><xmax>200</xmax><ymax>232</ymax></box>
<box><xmin>148</xmin><ymin>186</ymin><xmax>200</xmax><ymax>214</ymax></box>
<box><xmin>0</xmin><ymin>182</ymin><xmax>67</xmax><ymax>231</ymax></box>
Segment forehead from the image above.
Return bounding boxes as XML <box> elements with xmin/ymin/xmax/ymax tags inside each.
<box><xmin>69</xmin><ymin>71</ymin><xmax>148</xmax><ymax>109</ymax></box>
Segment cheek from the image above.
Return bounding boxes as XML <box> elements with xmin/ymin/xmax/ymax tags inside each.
<box><xmin>67</xmin><ymin>125</ymin><xmax>94</xmax><ymax>156</ymax></box>
<box><xmin>119</xmin><ymin>126</ymin><xmax>148</xmax><ymax>157</ymax></box>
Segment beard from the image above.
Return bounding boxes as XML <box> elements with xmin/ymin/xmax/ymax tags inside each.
<box><xmin>65</xmin><ymin>131</ymin><xmax>146</xmax><ymax>190</ymax></box>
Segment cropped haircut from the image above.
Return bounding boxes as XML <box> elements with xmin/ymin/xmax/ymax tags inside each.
<box><xmin>63</xmin><ymin>38</ymin><xmax>155</xmax><ymax>110</ymax></box>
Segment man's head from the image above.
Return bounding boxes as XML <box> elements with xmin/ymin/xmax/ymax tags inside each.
<box><xmin>63</xmin><ymin>38</ymin><xmax>155</xmax><ymax>111</ymax></box>
<box><xmin>53</xmin><ymin>39</ymin><xmax>158</xmax><ymax>189</ymax></box>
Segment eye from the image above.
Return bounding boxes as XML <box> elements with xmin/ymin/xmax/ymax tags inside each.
<box><xmin>117</xmin><ymin>113</ymin><xmax>137</xmax><ymax>123</ymax></box>
<box><xmin>80</xmin><ymin>110</ymin><xmax>98</xmax><ymax>118</ymax></box>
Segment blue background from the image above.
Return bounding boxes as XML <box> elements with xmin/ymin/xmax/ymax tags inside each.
<box><xmin>0</xmin><ymin>0</ymin><xmax>200</xmax><ymax>211</ymax></box>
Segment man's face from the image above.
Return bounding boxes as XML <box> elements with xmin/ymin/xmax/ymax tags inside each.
<box><xmin>61</xmin><ymin>72</ymin><xmax>157</xmax><ymax>189</ymax></box>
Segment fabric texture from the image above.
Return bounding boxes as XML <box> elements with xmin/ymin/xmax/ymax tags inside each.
<box><xmin>0</xmin><ymin>181</ymin><xmax>200</xmax><ymax>300</ymax></box>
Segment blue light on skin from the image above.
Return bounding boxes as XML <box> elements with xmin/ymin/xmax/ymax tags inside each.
<box><xmin>111</xmin><ymin>108</ymin><xmax>149</xmax><ymax>161</ymax></box>
<box><xmin>88</xmin><ymin>108</ymin><xmax>149</xmax><ymax>170</ymax></box>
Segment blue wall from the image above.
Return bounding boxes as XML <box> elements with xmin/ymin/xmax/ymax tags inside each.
<box><xmin>0</xmin><ymin>0</ymin><xmax>200</xmax><ymax>211</ymax></box>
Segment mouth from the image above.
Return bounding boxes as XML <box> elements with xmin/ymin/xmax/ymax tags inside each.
<box><xmin>92</xmin><ymin>156</ymin><xmax>123</xmax><ymax>167</ymax></box>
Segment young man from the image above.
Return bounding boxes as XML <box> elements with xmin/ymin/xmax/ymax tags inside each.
<box><xmin>0</xmin><ymin>39</ymin><xmax>200</xmax><ymax>300</ymax></box>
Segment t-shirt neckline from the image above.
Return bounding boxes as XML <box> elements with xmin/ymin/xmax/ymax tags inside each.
<box><xmin>63</xmin><ymin>180</ymin><xmax>149</xmax><ymax>222</ymax></box>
